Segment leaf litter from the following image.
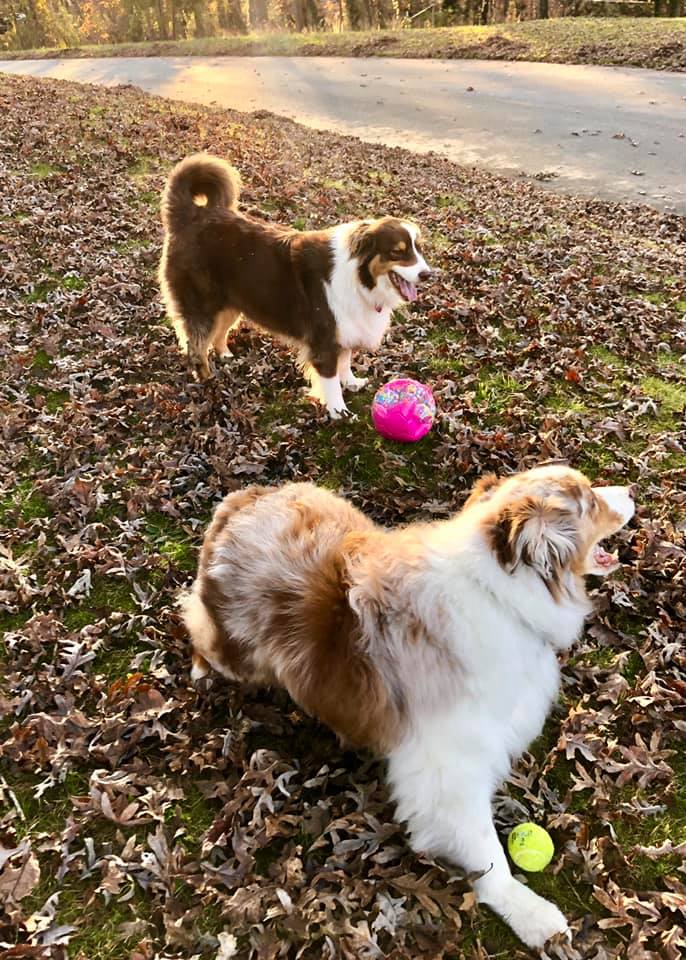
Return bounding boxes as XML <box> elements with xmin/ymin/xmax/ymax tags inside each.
<box><xmin>0</xmin><ymin>73</ymin><xmax>684</xmax><ymax>959</ymax></box>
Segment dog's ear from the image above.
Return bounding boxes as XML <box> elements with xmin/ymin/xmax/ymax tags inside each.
<box><xmin>349</xmin><ymin>222</ymin><xmax>376</xmax><ymax>261</ymax></box>
<box><xmin>490</xmin><ymin>494</ymin><xmax>579</xmax><ymax>588</ymax></box>
<box><xmin>463</xmin><ymin>473</ymin><xmax>502</xmax><ymax>510</ymax></box>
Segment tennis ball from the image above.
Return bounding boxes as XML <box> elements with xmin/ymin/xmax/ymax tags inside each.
<box><xmin>507</xmin><ymin>823</ymin><xmax>554</xmax><ymax>872</ymax></box>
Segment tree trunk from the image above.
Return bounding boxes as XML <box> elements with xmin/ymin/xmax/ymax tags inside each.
<box><xmin>249</xmin><ymin>0</ymin><xmax>268</xmax><ymax>27</ymax></box>
<box><xmin>156</xmin><ymin>0</ymin><xmax>168</xmax><ymax>39</ymax></box>
<box><xmin>218</xmin><ymin>0</ymin><xmax>247</xmax><ymax>33</ymax></box>
<box><xmin>538</xmin><ymin>0</ymin><xmax>548</xmax><ymax>17</ymax></box>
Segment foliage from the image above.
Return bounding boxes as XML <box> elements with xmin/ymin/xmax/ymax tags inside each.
<box><xmin>1</xmin><ymin>14</ymin><xmax>685</xmax><ymax>72</ymax></box>
<box><xmin>1</xmin><ymin>0</ymin><xmax>685</xmax><ymax>52</ymax></box>
<box><xmin>0</xmin><ymin>73</ymin><xmax>685</xmax><ymax>959</ymax></box>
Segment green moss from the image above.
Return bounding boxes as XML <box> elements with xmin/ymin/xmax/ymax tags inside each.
<box><xmin>292</xmin><ymin>215</ymin><xmax>307</xmax><ymax>230</ymax></box>
<box><xmin>61</xmin><ymin>274</ymin><xmax>87</xmax><ymax>291</ymax></box>
<box><xmin>473</xmin><ymin>909</ymin><xmax>521</xmax><ymax>953</ymax></box>
<box><xmin>655</xmin><ymin>348</ymin><xmax>683</xmax><ymax>369</ymax></box>
<box><xmin>29</xmin><ymin>161</ymin><xmax>62</xmax><ymax>178</ymax></box>
<box><xmin>0</xmin><ymin>610</ymin><xmax>30</xmax><ymax>636</ymax></box>
<box><xmin>429</xmin><ymin>356</ymin><xmax>466</xmax><ymax>375</ymax></box>
<box><xmin>8</xmin><ymin>769</ymin><xmax>90</xmax><ymax>839</ymax></box>
<box><xmin>588</xmin><ymin>345</ymin><xmax>625</xmax><ymax>368</ymax></box>
<box><xmin>575</xmin><ymin>446</ymin><xmax>615</xmax><ymax>480</ymax></box>
<box><xmin>620</xmin><ymin>650</ymin><xmax>643</xmax><ymax>684</ymax></box>
<box><xmin>25</xmin><ymin>281</ymin><xmax>57</xmax><ymax>304</ymax></box>
<box><xmin>91</xmin><ymin>642</ymin><xmax>140</xmax><ymax>678</ymax></box>
<box><xmin>436</xmin><ymin>194</ymin><xmax>468</xmax><ymax>211</ymax></box>
<box><xmin>63</xmin><ymin>574</ymin><xmax>137</xmax><ymax>632</ymax></box>
<box><xmin>0</xmin><ymin>480</ymin><xmax>50</xmax><ymax>523</ymax></box>
<box><xmin>128</xmin><ymin>154</ymin><xmax>158</xmax><ymax>176</ymax></box>
<box><xmin>429</xmin><ymin>230</ymin><xmax>453</xmax><ymax>254</ymax></box>
<box><xmin>172</xmin><ymin>782</ymin><xmax>219</xmax><ymax>846</ymax></box>
<box><xmin>31</xmin><ymin>348</ymin><xmax>53</xmax><ymax>370</ymax></box>
<box><xmin>144</xmin><ymin>512</ymin><xmax>196</xmax><ymax>571</ymax></box>
<box><xmin>137</xmin><ymin>189</ymin><xmax>159</xmax><ymax>208</ymax></box>
<box><xmin>474</xmin><ymin>371</ymin><xmax>521</xmax><ymax>414</ymax></box>
<box><xmin>526</xmin><ymin>868</ymin><xmax>595</xmax><ymax>919</ymax></box>
<box><xmin>640</xmin><ymin>376</ymin><xmax>686</xmax><ymax>426</ymax></box>
<box><xmin>45</xmin><ymin>390</ymin><xmax>70</xmax><ymax>413</ymax></box>
<box><xmin>546</xmin><ymin>390</ymin><xmax>589</xmax><ymax>414</ymax></box>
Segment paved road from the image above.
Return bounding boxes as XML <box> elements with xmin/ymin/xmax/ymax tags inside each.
<box><xmin>2</xmin><ymin>56</ymin><xmax>685</xmax><ymax>212</ymax></box>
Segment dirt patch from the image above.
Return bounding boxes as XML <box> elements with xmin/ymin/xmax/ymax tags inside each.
<box><xmin>350</xmin><ymin>34</ymin><xmax>400</xmax><ymax>56</ymax></box>
<box><xmin>651</xmin><ymin>39</ymin><xmax>686</xmax><ymax>70</ymax></box>
<box><xmin>444</xmin><ymin>34</ymin><xmax>531</xmax><ymax>61</ymax></box>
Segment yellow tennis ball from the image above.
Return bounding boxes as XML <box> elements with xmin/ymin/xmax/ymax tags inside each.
<box><xmin>507</xmin><ymin>823</ymin><xmax>554</xmax><ymax>872</ymax></box>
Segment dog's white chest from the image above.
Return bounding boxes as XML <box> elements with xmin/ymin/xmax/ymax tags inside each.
<box><xmin>336</xmin><ymin>303</ymin><xmax>392</xmax><ymax>351</ymax></box>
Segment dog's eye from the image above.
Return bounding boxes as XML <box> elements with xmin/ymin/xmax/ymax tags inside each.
<box><xmin>389</xmin><ymin>250</ymin><xmax>404</xmax><ymax>260</ymax></box>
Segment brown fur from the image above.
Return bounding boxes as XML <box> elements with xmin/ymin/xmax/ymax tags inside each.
<box><xmin>487</xmin><ymin>473</ymin><xmax>628</xmax><ymax>600</ymax></box>
<box><xmin>184</xmin><ymin>469</ymin><xmax>631</xmax><ymax>755</ymax></box>
<box><xmin>159</xmin><ymin>153</ymin><xmax>426</xmax><ymax>385</ymax></box>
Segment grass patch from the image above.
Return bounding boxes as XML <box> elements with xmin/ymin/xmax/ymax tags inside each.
<box><xmin>474</xmin><ymin>370</ymin><xmax>521</xmax><ymax>415</ymax></box>
<box><xmin>29</xmin><ymin>161</ymin><xmax>62</xmax><ymax>178</ymax></box>
<box><xmin>137</xmin><ymin>189</ymin><xmax>159</xmax><ymax>208</ymax></box>
<box><xmin>61</xmin><ymin>274</ymin><xmax>87</xmax><ymax>291</ymax></box>
<box><xmin>640</xmin><ymin>375</ymin><xmax>686</xmax><ymax>426</ymax></box>
<box><xmin>25</xmin><ymin>281</ymin><xmax>57</xmax><ymax>304</ymax></box>
<box><xmin>63</xmin><ymin>574</ymin><xmax>137</xmax><ymax>632</ymax></box>
<box><xmin>171</xmin><ymin>781</ymin><xmax>219</xmax><ymax>846</ymax></box>
<box><xmin>144</xmin><ymin>512</ymin><xmax>196</xmax><ymax>571</ymax></box>
<box><xmin>0</xmin><ymin>480</ymin><xmax>50</xmax><ymax>523</ymax></box>
<box><xmin>128</xmin><ymin>154</ymin><xmax>158</xmax><ymax>176</ymax></box>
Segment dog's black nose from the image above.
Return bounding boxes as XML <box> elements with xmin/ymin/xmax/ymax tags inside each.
<box><xmin>418</xmin><ymin>270</ymin><xmax>432</xmax><ymax>281</ymax></box>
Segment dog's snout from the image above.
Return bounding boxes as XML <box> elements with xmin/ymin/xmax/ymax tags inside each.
<box><xmin>418</xmin><ymin>270</ymin><xmax>432</xmax><ymax>282</ymax></box>
<box><xmin>593</xmin><ymin>485</ymin><xmax>636</xmax><ymax>525</ymax></box>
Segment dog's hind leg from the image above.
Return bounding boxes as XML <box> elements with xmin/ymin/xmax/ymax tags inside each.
<box><xmin>183</xmin><ymin>317</ymin><xmax>215</xmax><ymax>382</ymax></box>
<box><xmin>211</xmin><ymin>308</ymin><xmax>240</xmax><ymax>361</ymax></box>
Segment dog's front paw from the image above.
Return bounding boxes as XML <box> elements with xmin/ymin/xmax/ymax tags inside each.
<box><xmin>342</xmin><ymin>375</ymin><xmax>368</xmax><ymax>393</ymax></box>
<box><xmin>215</xmin><ymin>348</ymin><xmax>233</xmax><ymax>362</ymax></box>
<box><xmin>327</xmin><ymin>405</ymin><xmax>351</xmax><ymax>421</ymax></box>
<box><xmin>483</xmin><ymin>879</ymin><xmax>570</xmax><ymax>950</ymax></box>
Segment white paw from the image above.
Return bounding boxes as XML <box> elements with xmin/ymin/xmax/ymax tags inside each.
<box><xmin>190</xmin><ymin>660</ymin><xmax>210</xmax><ymax>682</ymax></box>
<box><xmin>215</xmin><ymin>348</ymin><xmax>233</xmax><ymax>362</ymax></box>
<box><xmin>327</xmin><ymin>405</ymin><xmax>350</xmax><ymax>421</ymax></box>
<box><xmin>482</xmin><ymin>879</ymin><xmax>570</xmax><ymax>950</ymax></box>
<box><xmin>342</xmin><ymin>376</ymin><xmax>368</xmax><ymax>393</ymax></box>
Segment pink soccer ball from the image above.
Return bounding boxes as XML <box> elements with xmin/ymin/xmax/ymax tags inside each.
<box><xmin>371</xmin><ymin>378</ymin><xmax>436</xmax><ymax>443</ymax></box>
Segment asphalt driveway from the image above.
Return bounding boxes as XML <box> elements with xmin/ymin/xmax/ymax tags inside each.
<box><xmin>2</xmin><ymin>55</ymin><xmax>684</xmax><ymax>211</ymax></box>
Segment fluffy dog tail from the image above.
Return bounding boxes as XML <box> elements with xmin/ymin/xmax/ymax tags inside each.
<box><xmin>161</xmin><ymin>153</ymin><xmax>241</xmax><ymax>232</ymax></box>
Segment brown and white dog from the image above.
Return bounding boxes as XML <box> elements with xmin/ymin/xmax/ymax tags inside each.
<box><xmin>159</xmin><ymin>154</ymin><xmax>431</xmax><ymax>418</ymax></box>
<box><xmin>182</xmin><ymin>464</ymin><xmax>635</xmax><ymax>948</ymax></box>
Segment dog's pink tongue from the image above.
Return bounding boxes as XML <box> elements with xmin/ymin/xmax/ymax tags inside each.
<box><xmin>399</xmin><ymin>278</ymin><xmax>418</xmax><ymax>302</ymax></box>
<box><xmin>593</xmin><ymin>546</ymin><xmax>616</xmax><ymax>567</ymax></box>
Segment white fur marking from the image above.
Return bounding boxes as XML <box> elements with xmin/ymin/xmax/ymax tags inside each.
<box><xmin>325</xmin><ymin>224</ymin><xmax>396</xmax><ymax>352</ymax></box>
<box><xmin>319</xmin><ymin>374</ymin><xmax>348</xmax><ymax>419</ymax></box>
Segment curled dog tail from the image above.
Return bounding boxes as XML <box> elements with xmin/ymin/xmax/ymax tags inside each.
<box><xmin>161</xmin><ymin>153</ymin><xmax>241</xmax><ymax>232</ymax></box>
